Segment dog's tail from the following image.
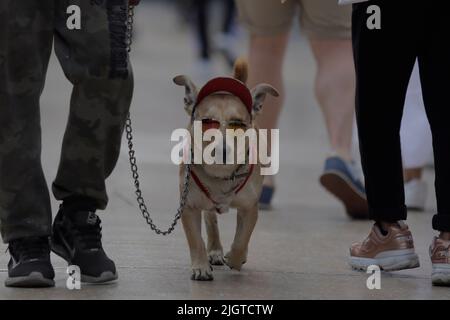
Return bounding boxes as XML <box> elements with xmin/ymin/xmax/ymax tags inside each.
<box><xmin>233</xmin><ymin>57</ymin><xmax>248</xmax><ymax>84</ymax></box>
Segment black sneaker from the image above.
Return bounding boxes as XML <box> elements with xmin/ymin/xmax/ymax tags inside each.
<box><xmin>51</xmin><ymin>205</ymin><xmax>118</xmax><ymax>283</ymax></box>
<box><xmin>5</xmin><ymin>236</ymin><xmax>55</xmax><ymax>288</ymax></box>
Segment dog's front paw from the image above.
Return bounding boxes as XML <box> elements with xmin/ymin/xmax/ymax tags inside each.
<box><xmin>208</xmin><ymin>250</ymin><xmax>225</xmax><ymax>266</ymax></box>
<box><xmin>224</xmin><ymin>250</ymin><xmax>247</xmax><ymax>271</ymax></box>
<box><xmin>191</xmin><ymin>265</ymin><xmax>214</xmax><ymax>281</ymax></box>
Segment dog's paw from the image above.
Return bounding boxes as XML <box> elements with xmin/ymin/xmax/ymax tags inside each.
<box><xmin>208</xmin><ymin>250</ymin><xmax>225</xmax><ymax>266</ymax></box>
<box><xmin>191</xmin><ymin>265</ymin><xmax>214</xmax><ymax>281</ymax></box>
<box><xmin>224</xmin><ymin>250</ymin><xmax>247</xmax><ymax>271</ymax></box>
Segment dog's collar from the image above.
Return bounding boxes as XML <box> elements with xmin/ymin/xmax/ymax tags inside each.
<box><xmin>190</xmin><ymin>164</ymin><xmax>255</xmax><ymax>213</ymax></box>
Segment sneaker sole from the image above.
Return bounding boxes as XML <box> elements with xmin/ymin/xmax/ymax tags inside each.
<box><xmin>349</xmin><ymin>249</ymin><xmax>420</xmax><ymax>271</ymax></box>
<box><xmin>320</xmin><ymin>171</ymin><xmax>369</xmax><ymax>219</ymax></box>
<box><xmin>406</xmin><ymin>206</ymin><xmax>425</xmax><ymax>212</ymax></box>
<box><xmin>81</xmin><ymin>271</ymin><xmax>118</xmax><ymax>284</ymax></box>
<box><xmin>431</xmin><ymin>264</ymin><xmax>450</xmax><ymax>286</ymax></box>
<box><xmin>5</xmin><ymin>272</ymin><xmax>55</xmax><ymax>288</ymax></box>
<box><xmin>51</xmin><ymin>243</ymin><xmax>118</xmax><ymax>284</ymax></box>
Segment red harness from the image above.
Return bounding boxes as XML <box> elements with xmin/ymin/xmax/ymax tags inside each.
<box><xmin>191</xmin><ymin>165</ymin><xmax>255</xmax><ymax>213</ymax></box>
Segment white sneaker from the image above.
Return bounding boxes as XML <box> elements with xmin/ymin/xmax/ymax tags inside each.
<box><xmin>404</xmin><ymin>179</ymin><xmax>427</xmax><ymax>211</ymax></box>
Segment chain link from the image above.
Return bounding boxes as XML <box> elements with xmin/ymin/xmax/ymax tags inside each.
<box><xmin>125</xmin><ymin>4</ymin><xmax>192</xmax><ymax>235</ymax></box>
<box><xmin>127</xmin><ymin>4</ymin><xmax>135</xmax><ymax>53</ymax></box>
<box><xmin>125</xmin><ymin>115</ymin><xmax>192</xmax><ymax>236</ymax></box>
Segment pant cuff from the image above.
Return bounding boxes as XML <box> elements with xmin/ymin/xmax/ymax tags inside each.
<box><xmin>1</xmin><ymin>223</ymin><xmax>51</xmax><ymax>244</ymax></box>
<box><xmin>62</xmin><ymin>196</ymin><xmax>99</xmax><ymax>213</ymax></box>
<box><xmin>368</xmin><ymin>205</ymin><xmax>407</xmax><ymax>222</ymax></box>
<box><xmin>432</xmin><ymin>214</ymin><xmax>450</xmax><ymax>232</ymax></box>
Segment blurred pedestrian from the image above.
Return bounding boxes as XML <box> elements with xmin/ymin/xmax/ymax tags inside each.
<box><xmin>191</xmin><ymin>0</ymin><xmax>238</xmax><ymax>79</ymax></box>
<box><xmin>236</xmin><ymin>0</ymin><xmax>367</xmax><ymax>218</ymax></box>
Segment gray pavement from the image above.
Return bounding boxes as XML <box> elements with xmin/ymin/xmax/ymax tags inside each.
<box><xmin>1</xmin><ymin>3</ymin><xmax>449</xmax><ymax>300</ymax></box>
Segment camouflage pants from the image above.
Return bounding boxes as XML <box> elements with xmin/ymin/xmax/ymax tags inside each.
<box><xmin>0</xmin><ymin>0</ymin><xmax>134</xmax><ymax>242</ymax></box>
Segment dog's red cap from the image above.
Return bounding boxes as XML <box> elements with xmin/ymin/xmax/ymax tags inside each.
<box><xmin>195</xmin><ymin>77</ymin><xmax>253</xmax><ymax>114</ymax></box>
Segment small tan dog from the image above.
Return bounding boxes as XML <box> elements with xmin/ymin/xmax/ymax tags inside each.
<box><xmin>173</xmin><ymin>59</ymin><xmax>279</xmax><ymax>280</ymax></box>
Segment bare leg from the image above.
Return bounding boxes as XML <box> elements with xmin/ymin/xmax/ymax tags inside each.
<box><xmin>248</xmin><ymin>36</ymin><xmax>355</xmax><ymax>180</ymax></box>
<box><xmin>247</xmin><ymin>34</ymin><xmax>289</xmax><ymax>134</ymax></box>
<box><xmin>204</xmin><ymin>210</ymin><xmax>224</xmax><ymax>265</ymax></box>
<box><xmin>225</xmin><ymin>205</ymin><xmax>258</xmax><ymax>270</ymax></box>
<box><xmin>247</xmin><ymin>33</ymin><xmax>289</xmax><ymax>187</ymax></box>
<box><xmin>309</xmin><ymin>38</ymin><xmax>355</xmax><ymax>161</ymax></box>
<box><xmin>181</xmin><ymin>207</ymin><xmax>213</xmax><ymax>280</ymax></box>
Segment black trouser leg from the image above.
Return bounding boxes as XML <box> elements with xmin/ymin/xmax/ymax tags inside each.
<box><xmin>352</xmin><ymin>1</ymin><xmax>417</xmax><ymax>221</ymax></box>
<box><xmin>0</xmin><ymin>0</ymin><xmax>54</xmax><ymax>242</ymax></box>
<box><xmin>418</xmin><ymin>4</ymin><xmax>450</xmax><ymax>232</ymax></box>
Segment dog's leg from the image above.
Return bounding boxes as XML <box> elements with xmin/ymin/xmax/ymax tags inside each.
<box><xmin>204</xmin><ymin>210</ymin><xmax>225</xmax><ymax>266</ymax></box>
<box><xmin>181</xmin><ymin>207</ymin><xmax>213</xmax><ymax>281</ymax></box>
<box><xmin>225</xmin><ymin>205</ymin><xmax>258</xmax><ymax>271</ymax></box>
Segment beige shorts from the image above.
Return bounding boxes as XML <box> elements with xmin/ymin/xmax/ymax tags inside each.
<box><xmin>236</xmin><ymin>0</ymin><xmax>351</xmax><ymax>39</ymax></box>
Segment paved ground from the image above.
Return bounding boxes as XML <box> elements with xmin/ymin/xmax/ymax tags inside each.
<box><xmin>1</xmin><ymin>3</ymin><xmax>449</xmax><ymax>300</ymax></box>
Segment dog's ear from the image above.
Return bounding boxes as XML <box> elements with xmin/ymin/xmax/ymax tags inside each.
<box><xmin>233</xmin><ymin>58</ymin><xmax>248</xmax><ymax>84</ymax></box>
<box><xmin>173</xmin><ymin>75</ymin><xmax>198</xmax><ymax>115</ymax></box>
<box><xmin>251</xmin><ymin>84</ymin><xmax>279</xmax><ymax>117</ymax></box>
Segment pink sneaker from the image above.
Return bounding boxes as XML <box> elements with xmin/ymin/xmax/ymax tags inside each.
<box><xmin>349</xmin><ymin>221</ymin><xmax>420</xmax><ymax>271</ymax></box>
<box><xmin>430</xmin><ymin>237</ymin><xmax>450</xmax><ymax>286</ymax></box>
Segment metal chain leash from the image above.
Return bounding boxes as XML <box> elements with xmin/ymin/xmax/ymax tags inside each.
<box><xmin>125</xmin><ymin>4</ymin><xmax>192</xmax><ymax>235</ymax></box>
<box><xmin>126</xmin><ymin>4</ymin><xmax>134</xmax><ymax>53</ymax></box>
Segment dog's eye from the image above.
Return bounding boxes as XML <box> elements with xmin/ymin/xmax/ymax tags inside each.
<box><xmin>202</xmin><ymin>119</ymin><xmax>220</xmax><ymax>132</ymax></box>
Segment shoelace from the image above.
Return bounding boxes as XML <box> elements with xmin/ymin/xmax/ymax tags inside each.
<box><xmin>430</xmin><ymin>239</ymin><xmax>450</xmax><ymax>259</ymax></box>
<box><xmin>438</xmin><ymin>245</ymin><xmax>450</xmax><ymax>258</ymax></box>
<box><xmin>8</xmin><ymin>237</ymin><xmax>49</xmax><ymax>261</ymax></box>
<box><xmin>73</xmin><ymin>219</ymin><xmax>103</xmax><ymax>250</ymax></box>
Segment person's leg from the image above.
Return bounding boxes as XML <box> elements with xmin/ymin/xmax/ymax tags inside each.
<box><xmin>301</xmin><ymin>0</ymin><xmax>354</xmax><ymax>161</ymax></box>
<box><xmin>218</xmin><ymin>0</ymin><xmax>237</xmax><ymax>68</ymax></box>
<box><xmin>418</xmin><ymin>3</ymin><xmax>450</xmax><ymax>285</ymax></box>
<box><xmin>52</xmin><ymin>0</ymin><xmax>133</xmax><ymax>211</ymax></box>
<box><xmin>418</xmin><ymin>7</ymin><xmax>450</xmax><ymax>237</ymax></box>
<box><xmin>195</xmin><ymin>0</ymin><xmax>210</xmax><ymax>60</ymax></box>
<box><xmin>236</xmin><ymin>0</ymin><xmax>295</xmax><ymax>132</ymax></box>
<box><xmin>309</xmin><ymin>40</ymin><xmax>355</xmax><ymax>161</ymax></box>
<box><xmin>50</xmin><ymin>0</ymin><xmax>133</xmax><ymax>283</ymax></box>
<box><xmin>247</xmin><ymin>34</ymin><xmax>289</xmax><ymax>201</ymax></box>
<box><xmin>0</xmin><ymin>0</ymin><xmax>53</xmax><ymax>243</ymax></box>
<box><xmin>300</xmin><ymin>0</ymin><xmax>367</xmax><ymax>218</ymax></box>
<box><xmin>222</xmin><ymin>0</ymin><xmax>235</xmax><ymax>34</ymax></box>
<box><xmin>354</xmin><ymin>2</ymin><xmax>417</xmax><ymax>222</ymax></box>
<box><xmin>0</xmin><ymin>0</ymin><xmax>55</xmax><ymax>288</ymax></box>
<box><xmin>349</xmin><ymin>1</ymin><xmax>420</xmax><ymax>271</ymax></box>
<box><xmin>235</xmin><ymin>0</ymin><xmax>294</xmax><ymax>208</ymax></box>
<box><xmin>191</xmin><ymin>0</ymin><xmax>216</xmax><ymax>81</ymax></box>
<box><xmin>248</xmin><ymin>35</ymin><xmax>288</xmax><ymax>137</ymax></box>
